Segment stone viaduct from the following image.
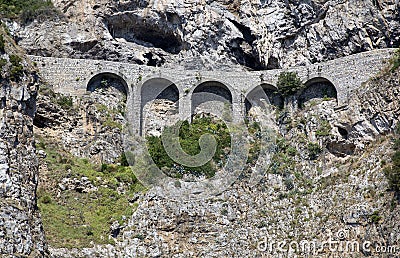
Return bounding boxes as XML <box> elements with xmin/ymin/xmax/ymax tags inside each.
<box><xmin>29</xmin><ymin>48</ymin><xmax>396</xmax><ymax>135</ymax></box>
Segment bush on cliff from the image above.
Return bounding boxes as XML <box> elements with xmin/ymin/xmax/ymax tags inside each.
<box><xmin>277</xmin><ymin>71</ymin><xmax>304</xmax><ymax>97</ymax></box>
<box><xmin>0</xmin><ymin>34</ymin><xmax>4</xmax><ymax>52</ymax></box>
<box><xmin>146</xmin><ymin>115</ymin><xmax>231</xmax><ymax>179</ymax></box>
<box><xmin>384</xmin><ymin>124</ymin><xmax>400</xmax><ymax>193</ymax></box>
<box><xmin>0</xmin><ymin>0</ymin><xmax>58</xmax><ymax>24</ymax></box>
<box><xmin>391</xmin><ymin>48</ymin><xmax>400</xmax><ymax>72</ymax></box>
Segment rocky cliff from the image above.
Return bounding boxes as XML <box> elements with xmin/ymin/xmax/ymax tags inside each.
<box><xmin>0</xmin><ymin>26</ymin><xmax>49</xmax><ymax>257</ymax></box>
<box><xmin>29</xmin><ymin>52</ymin><xmax>400</xmax><ymax>257</ymax></box>
<box><xmin>1</xmin><ymin>0</ymin><xmax>400</xmax><ymax>257</ymax></box>
<box><xmin>11</xmin><ymin>0</ymin><xmax>400</xmax><ymax>70</ymax></box>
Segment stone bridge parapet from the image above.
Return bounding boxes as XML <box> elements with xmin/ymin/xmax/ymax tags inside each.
<box><xmin>29</xmin><ymin>48</ymin><xmax>396</xmax><ymax>134</ymax></box>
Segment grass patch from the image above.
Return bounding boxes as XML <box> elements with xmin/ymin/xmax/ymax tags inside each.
<box><xmin>316</xmin><ymin>120</ymin><xmax>332</xmax><ymax>137</ymax></box>
<box><xmin>384</xmin><ymin>125</ymin><xmax>400</xmax><ymax>194</ymax></box>
<box><xmin>36</xmin><ymin>137</ymin><xmax>145</xmax><ymax>248</ymax></box>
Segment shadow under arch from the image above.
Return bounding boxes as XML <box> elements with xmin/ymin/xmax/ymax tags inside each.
<box><xmin>140</xmin><ymin>78</ymin><xmax>180</xmax><ymax>134</ymax></box>
<box><xmin>191</xmin><ymin>81</ymin><xmax>233</xmax><ymax>118</ymax></box>
<box><xmin>87</xmin><ymin>72</ymin><xmax>129</xmax><ymax>96</ymax></box>
<box><xmin>298</xmin><ymin>77</ymin><xmax>338</xmax><ymax>108</ymax></box>
<box><xmin>245</xmin><ymin>83</ymin><xmax>284</xmax><ymax>114</ymax></box>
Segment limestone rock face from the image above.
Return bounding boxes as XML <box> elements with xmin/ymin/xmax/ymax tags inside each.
<box><xmin>0</xmin><ymin>31</ymin><xmax>49</xmax><ymax>256</ymax></box>
<box><xmin>34</xmin><ymin>83</ymin><xmax>127</xmax><ymax>165</ymax></box>
<box><xmin>13</xmin><ymin>0</ymin><xmax>400</xmax><ymax>70</ymax></box>
<box><xmin>40</xmin><ymin>55</ymin><xmax>400</xmax><ymax>258</ymax></box>
<box><xmin>4</xmin><ymin>0</ymin><xmax>400</xmax><ymax>257</ymax></box>
<box><xmin>337</xmin><ymin>69</ymin><xmax>400</xmax><ymax>147</ymax></box>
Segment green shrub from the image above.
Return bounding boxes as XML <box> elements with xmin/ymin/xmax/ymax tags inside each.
<box><xmin>394</xmin><ymin>139</ymin><xmax>400</xmax><ymax>151</ymax></box>
<box><xmin>307</xmin><ymin>142</ymin><xmax>322</xmax><ymax>160</ymax></box>
<box><xmin>40</xmin><ymin>195</ymin><xmax>52</xmax><ymax>204</ymax></box>
<box><xmin>369</xmin><ymin>211</ymin><xmax>382</xmax><ymax>224</ymax></box>
<box><xmin>119</xmin><ymin>153</ymin><xmax>129</xmax><ymax>166</ymax></box>
<box><xmin>277</xmin><ymin>71</ymin><xmax>303</xmax><ymax>97</ymax></box>
<box><xmin>395</xmin><ymin>123</ymin><xmax>400</xmax><ymax>135</ymax></box>
<box><xmin>384</xmin><ymin>149</ymin><xmax>400</xmax><ymax>193</ymax></box>
<box><xmin>146</xmin><ymin>115</ymin><xmax>231</xmax><ymax>179</ymax></box>
<box><xmin>316</xmin><ymin>120</ymin><xmax>332</xmax><ymax>137</ymax></box>
<box><xmin>0</xmin><ymin>34</ymin><xmax>4</xmax><ymax>52</ymax></box>
<box><xmin>36</xmin><ymin>139</ymin><xmax>46</xmax><ymax>149</ymax></box>
<box><xmin>56</xmin><ymin>95</ymin><xmax>73</xmax><ymax>109</ymax></box>
<box><xmin>284</xmin><ymin>177</ymin><xmax>294</xmax><ymax>191</ymax></box>
<box><xmin>9</xmin><ymin>54</ymin><xmax>24</xmax><ymax>81</ymax></box>
<box><xmin>0</xmin><ymin>0</ymin><xmax>58</xmax><ymax>24</ymax></box>
<box><xmin>391</xmin><ymin>48</ymin><xmax>400</xmax><ymax>72</ymax></box>
<box><xmin>269</xmin><ymin>152</ymin><xmax>294</xmax><ymax>176</ymax></box>
<box><xmin>0</xmin><ymin>58</ymin><xmax>7</xmax><ymax>74</ymax></box>
<box><xmin>103</xmin><ymin>117</ymin><xmax>122</xmax><ymax>130</ymax></box>
<box><xmin>287</xmin><ymin>146</ymin><xmax>297</xmax><ymax>156</ymax></box>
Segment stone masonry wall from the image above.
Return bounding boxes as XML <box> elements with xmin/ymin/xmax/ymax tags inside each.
<box><xmin>29</xmin><ymin>48</ymin><xmax>396</xmax><ymax>133</ymax></box>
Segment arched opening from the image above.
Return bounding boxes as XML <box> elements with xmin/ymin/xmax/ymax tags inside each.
<box><xmin>140</xmin><ymin>78</ymin><xmax>180</xmax><ymax>136</ymax></box>
<box><xmin>245</xmin><ymin>84</ymin><xmax>284</xmax><ymax>116</ymax></box>
<box><xmin>87</xmin><ymin>72</ymin><xmax>128</xmax><ymax>98</ymax></box>
<box><xmin>191</xmin><ymin>81</ymin><xmax>233</xmax><ymax>119</ymax></box>
<box><xmin>298</xmin><ymin>77</ymin><xmax>337</xmax><ymax>108</ymax></box>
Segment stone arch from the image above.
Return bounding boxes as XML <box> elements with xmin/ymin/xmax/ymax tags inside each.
<box><xmin>140</xmin><ymin>78</ymin><xmax>180</xmax><ymax>135</ymax></box>
<box><xmin>298</xmin><ymin>77</ymin><xmax>338</xmax><ymax>108</ymax></box>
<box><xmin>245</xmin><ymin>83</ymin><xmax>284</xmax><ymax>114</ymax></box>
<box><xmin>87</xmin><ymin>72</ymin><xmax>129</xmax><ymax>97</ymax></box>
<box><xmin>190</xmin><ymin>81</ymin><xmax>233</xmax><ymax>118</ymax></box>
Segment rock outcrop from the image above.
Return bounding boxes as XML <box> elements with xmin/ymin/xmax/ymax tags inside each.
<box><xmin>37</xmin><ymin>52</ymin><xmax>400</xmax><ymax>257</ymax></box>
<box><xmin>12</xmin><ymin>0</ymin><xmax>400</xmax><ymax>70</ymax></box>
<box><xmin>2</xmin><ymin>0</ymin><xmax>400</xmax><ymax>257</ymax></box>
<box><xmin>0</xmin><ymin>27</ymin><xmax>49</xmax><ymax>256</ymax></box>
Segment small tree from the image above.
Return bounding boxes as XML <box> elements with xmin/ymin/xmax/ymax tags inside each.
<box><xmin>0</xmin><ymin>34</ymin><xmax>5</xmax><ymax>52</ymax></box>
<box><xmin>391</xmin><ymin>48</ymin><xmax>400</xmax><ymax>72</ymax></box>
<box><xmin>307</xmin><ymin>142</ymin><xmax>322</xmax><ymax>160</ymax></box>
<box><xmin>384</xmin><ymin>151</ymin><xmax>400</xmax><ymax>193</ymax></box>
<box><xmin>277</xmin><ymin>71</ymin><xmax>303</xmax><ymax>97</ymax></box>
<box><xmin>383</xmin><ymin>125</ymin><xmax>400</xmax><ymax>193</ymax></box>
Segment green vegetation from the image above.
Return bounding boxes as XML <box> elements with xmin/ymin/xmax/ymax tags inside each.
<box><xmin>0</xmin><ymin>34</ymin><xmax>4</xmax><ymax>52</ymax></box>
<box><xmin>307</xmin><ymin>142</ymin><xmax>322</xmax><ymax>160</ymax></box>
<box><xmin>95</xmin><ymin>103</ymin><xmax>124</xmax><ymax>130</ymax></box>
<box><xmin>104</xmin><ymin>117</ymin><xmax>122</xmax><ymax>130</ymax></box>
<box><xmin>56</xmin><ymin>95</ymin><xmax>73</xmax><ymax>109</ymax></box>
<box><xmin>277</xmin><ymin>71</ymin><xmax>304</xmax><ymax>97</ymax></box>
<box><xmin>9</xmin><ymin>54</ymin><xmax>23</xmax><ymax>81</ymax></box>
<box><xmin>0</xmin><ymin>58</ymin><xmax>6</xmax><ymax>73</ymax></box>
<box><xmin>369</xmin><ymin>211</ymin><xmax>382</xmax><ymax>224</ymax></box>
<box><xmin>0</xmin><ymin>0</ymin><xmax>58</xmax><ymax>24</ymax></box>
<box><xmin>246</xmin><ymin>121</ymin><xmax>262</xmax><ymax>165</ymax></box>
<box><xmin>146</xmin><ymin>115</ymin><xmax>231</xmax><ymax>179</ymax></box>
<box><xmin>269</xmin><ymin>138</ymin><xmax>296</xmax><ymax>176</ymax></box>
<box><xmin>36</xmin><ymin>136</ymin><xmax>145</xmax><ymax>248</ymax></box>
<box><xmin>391</xmin><ymin>48</ymin><xmax>400</xmax><ymax>72</ymax></box>
<box><xmin>316</xmin><ymin>120</ymin><xmax>332</xmax><ymax>137</ymax></box>
<box><xmin>284</xmin><ymin>177</ymin><xmax>294</xmax><ymax>191</ymax></box>
<box><xmin>383</xmin><ymin>124</ymin><xmax>400</xmax><ymax>193</ymax></box>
